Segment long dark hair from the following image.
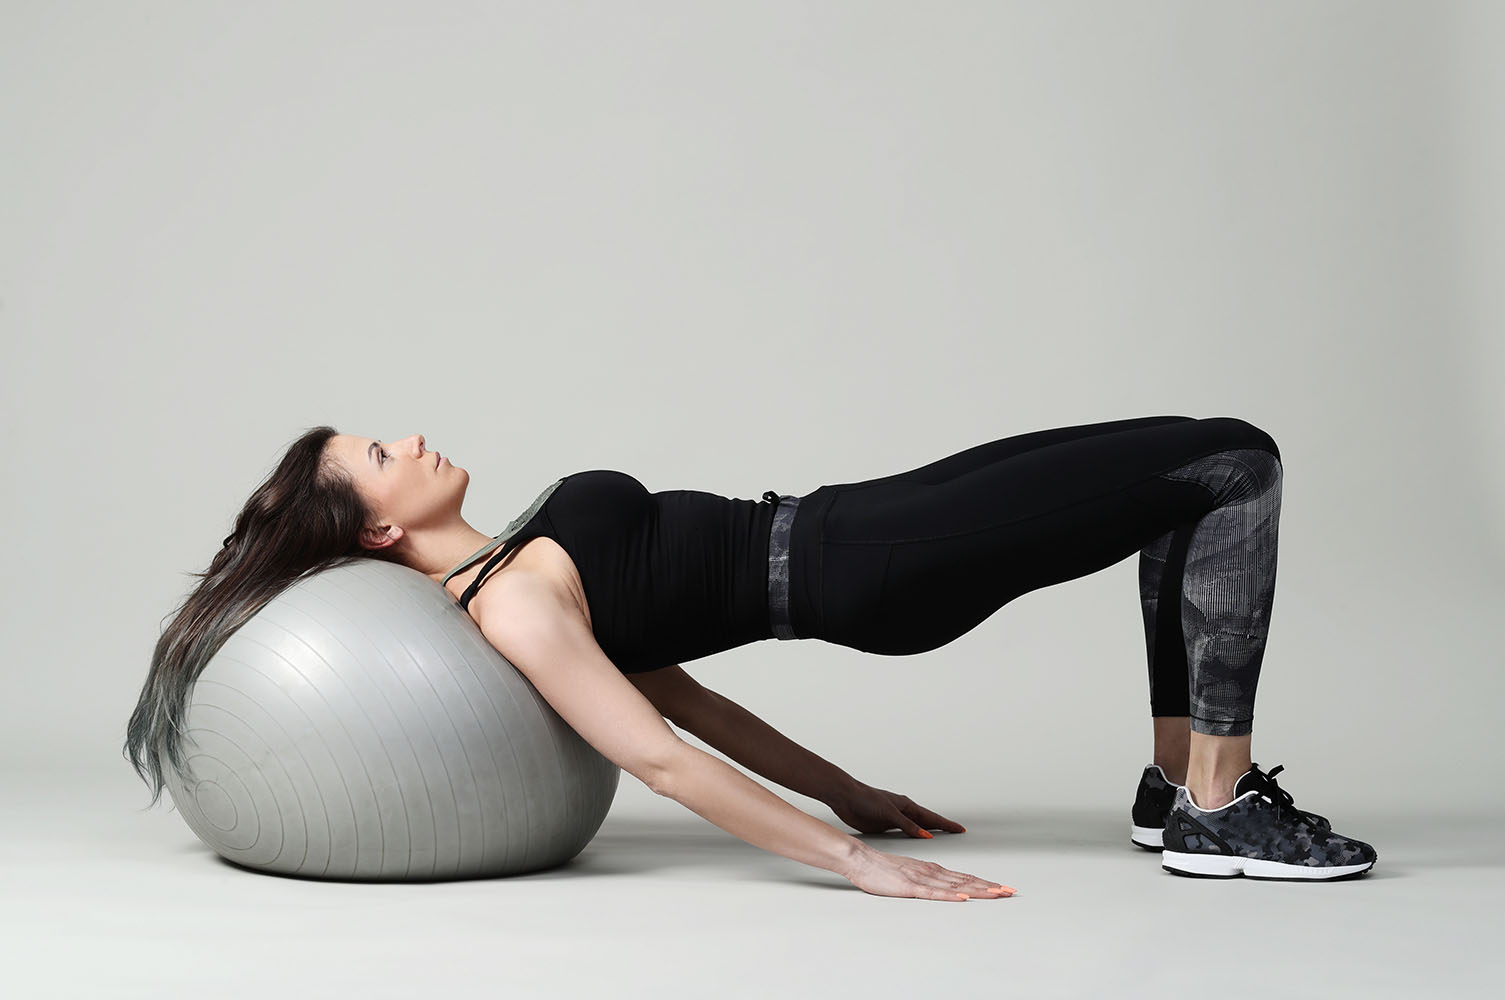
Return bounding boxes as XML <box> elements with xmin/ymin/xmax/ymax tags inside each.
<box><xmin>123</xmin><ymin>426</ymin><xmax>391</xmax><ymax>808</ymax></box>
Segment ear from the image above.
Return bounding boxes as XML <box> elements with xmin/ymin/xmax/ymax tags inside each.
<box><xmin>358</xmin><ymin>523</ymin><xmax>404</xmax><ymax>552</ymax></box>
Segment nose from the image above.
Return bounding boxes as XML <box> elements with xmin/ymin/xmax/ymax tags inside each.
<box><xmin>389</xmin><ymin>433</ymin><xmax>423</xmax><ymax>458</ymax></box>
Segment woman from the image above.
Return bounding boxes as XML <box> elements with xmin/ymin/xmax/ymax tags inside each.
<box><xmin>124</xmin><ymin>414</ymin><xmax>1376</xmax><ymax>900</ymax></box>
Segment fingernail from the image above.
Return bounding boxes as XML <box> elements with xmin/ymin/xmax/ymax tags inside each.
<box><xmin>957</xmin><ymin>893</ymin><xmax>969</xmax><ymax>900</ymax></box>
<box><xmin>919</xmin><ymin>830</ymin><xmax>933</xmax><ymax>838</ymax></box>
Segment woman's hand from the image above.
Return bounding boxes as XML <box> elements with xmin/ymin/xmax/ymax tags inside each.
<box><xmin>829</xmin><ymin>782</ymin><xmax>967</xmax><ymax>838</ymax></box>
<box><xmin>844</xmin><ymin>844</ymin><xmax>1016</xmax><ymax>901</ymax></box>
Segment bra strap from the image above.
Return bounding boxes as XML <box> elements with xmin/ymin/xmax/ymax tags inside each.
<box><xmin>458</xmin><ymin>540</ymin><xmax>518</xmax><ymax>612</ymax></box>
<box><xmin>438</xmin><ymin>477</ymin><xmax>567</xmax><ymax>591</ymax></box>
<box><xmin>440</xmin><ymin>535</ymin><xmax>506</xmax><ymax>590</ymax></box>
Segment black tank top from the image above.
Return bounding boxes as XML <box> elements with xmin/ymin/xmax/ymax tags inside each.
<box><xmin>455</xmin><ymin>470</ymin><xmax>779</xmax><ymax>674</ymax></box>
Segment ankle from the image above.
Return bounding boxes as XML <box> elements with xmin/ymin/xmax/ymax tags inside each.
<box><xmin>1153</xmin><ymin>760</ymin><xmax>1188</xmax><ymax>786</ymax></box>
<box><xmin>1151</xmin><ymin>716</ymin><xmax>1191</xmax><ymax>785</ymax></box>
<box><xmin>1184</xmin><ymin>729</ymin><xmax>1253</xmax><ymax>811</ymax></box>
<box><xmin>1186</xmin><ymin>781</ymin><xmax>1237</xmax><ymax>811</ymax></box>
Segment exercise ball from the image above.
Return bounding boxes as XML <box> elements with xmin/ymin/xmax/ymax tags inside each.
<box><xmin>162</xmin><ymin>558</ymin><xmax>620</xmax><ymax>881</ymax></box>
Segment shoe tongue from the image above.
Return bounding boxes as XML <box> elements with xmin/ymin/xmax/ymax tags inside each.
<box><xmin>1232</xmin><ymin>766</ymin><xmax>1266</xmax><ymax>799</ymax></box>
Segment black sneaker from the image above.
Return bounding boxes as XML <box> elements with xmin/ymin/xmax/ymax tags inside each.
<box><xmin>1130</xmin><ymin>764</ymin><xmax>1185</xmax><ymax>850</ymax></box>
<box><xmin>1131</xmin><ymin>762</ymin><xmax>1333</xmax><ymax>851</ymax></box>
<box><xmin>1160</xmin><ymin>763</ymin><xmax>1376</xmax><ymax>881</ymax></box>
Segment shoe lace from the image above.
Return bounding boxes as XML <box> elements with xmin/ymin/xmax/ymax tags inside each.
<box><xmin>1254</xmin><ymin>764</ymin><xmax>1328</xmax><ymax>828</ymax></box>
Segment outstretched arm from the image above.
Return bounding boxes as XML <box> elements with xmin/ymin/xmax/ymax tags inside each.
<box><xmin>644</xmin><ymin>671</ymin><xmax>967</xmax><ymax>839</ymax></box>
<box><xmin>474</xmin><ymin>572</ymin><xmax>1012</xmax><ymax>900</ymax></box>
<box><xmin>630</xmin><ymin>665</ymin><xmax>860</xmax><ymax>805</ymax></box>
<box><xmin>677</xmin><ymin>688</ymin><xmax>861</xmax><ymax>800</ymax></box>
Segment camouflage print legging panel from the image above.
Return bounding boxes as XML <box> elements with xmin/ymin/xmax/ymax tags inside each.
<box><xmin>781</xmin><ymin>415</ymin><xmax>1283</xmax><ymax>737</ymax></box>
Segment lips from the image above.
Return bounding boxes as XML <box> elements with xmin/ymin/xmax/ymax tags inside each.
<box><xmin>434</xmin><ymin>451</ymin><xmax>442</xmax><ymax>469</ymax></box>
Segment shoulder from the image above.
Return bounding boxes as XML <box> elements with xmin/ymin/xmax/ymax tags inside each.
<box><xmin>463</xmin><ymin>534</ymin><xmax>584</xmax><ymax>614</ymax></box>
<box><xmin>467</xmin><ymin>565</ymin><xmax>580</xmax><ymax>639</ymax></box>
<box><xmin>461</xmin><ymin>562</ymin><xmax>689</xmax><ymax>792</ymax></box>
<box><xmin>467</xmin><ymin>568</ymin><xmax>596</xmax><ymax>683</ymax></box>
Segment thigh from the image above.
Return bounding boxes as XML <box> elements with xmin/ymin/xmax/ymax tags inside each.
<box><xmin>815</xmin><ymin>417</ymin><xmax>1279</xmax><ymax>655</ymax></box>
<box><xmin>820</xmin><ymin>416</ymin><xmax>1277</xmax><ymax>544</ymax></box>
<box><xmin>835</xmin><ymin>414</ymin><xmax>1197</xmax><ymax>491</ymax></box>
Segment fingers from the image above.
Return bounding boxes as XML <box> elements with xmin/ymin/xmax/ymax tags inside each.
<box><xmin>906</xmin><ymin>858</ymin><xmax>1017</xmax><ymax>900</ymax></box>
<box><xmin>900</xmin><ymin>801</ymin><xmax>966</xmax><ymax>835</ymax></box>
<box><xmin>946</xmin><ymin>869</ymin><xmax>1016</xmax><ymax>899</ymax></box>
<box><xmin>874</xmin><ymin>790</ymin><xmax>967</xmax><ymax>835</ymax></box>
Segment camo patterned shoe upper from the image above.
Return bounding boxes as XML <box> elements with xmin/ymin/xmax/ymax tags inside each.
<box><xmin>1161</xmin><ymin>762</ymin><xmax>1376</xmax><ymax>881</ymax></box>
<box><xmin>1131</xmin><ymin>762</ymin><xmax>1330</xmax><ymax>853</ymax></box>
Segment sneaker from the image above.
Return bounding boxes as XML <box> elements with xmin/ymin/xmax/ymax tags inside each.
<box><xmin>1130</xmin><ymin>764</ymin><xmax>1185</xmax><ymax>850</ymax></box>
<box><xmin>1131</xmin><ymin>762</ymin><xmax>1333</xmax><ymax>851</ymax></box>
<box><xmin>1160</xmin><ymin>763</ymin><xmax>1376</xmax><ymax>881</ymax></box>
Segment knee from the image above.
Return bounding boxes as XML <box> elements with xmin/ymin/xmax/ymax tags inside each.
<box><xmin>1204</xmin><ymin>416</ymin><xmax>1281</xmax><ymax>464</ymax></box>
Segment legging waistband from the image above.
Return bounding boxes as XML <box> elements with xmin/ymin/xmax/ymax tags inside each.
<box><xmin>762</xmin><ymin>490</ymin><xmax>802</xmax><ymax>640</ymax></box>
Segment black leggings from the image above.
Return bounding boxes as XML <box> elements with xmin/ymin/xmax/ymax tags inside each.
<box><xmin>783</xmin><ymin>415</ymin><xmax>1283</xmax><ymax>737</ymax></box>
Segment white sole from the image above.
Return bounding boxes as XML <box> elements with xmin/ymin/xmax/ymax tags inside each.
<box><xmin>1130</xmin><ymin>823</ymin><xmax>1164</xmax><ymax>849</ymax></box>
<box><xmin>1162</xmin><ymin>850</ymin><xmax>1375</xmax><ymax>880</ymax></box>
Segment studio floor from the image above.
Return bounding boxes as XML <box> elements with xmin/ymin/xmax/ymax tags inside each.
<box><xmin>5</xmin><ymin>771</ymin><xmax>1499</xmax><ymax>1000</ymax></box>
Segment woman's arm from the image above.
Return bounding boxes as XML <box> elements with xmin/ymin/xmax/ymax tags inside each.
<box><xmin>474</xmin><ymin>571</ymin><xmax>1013</xmax><ymax>900</ymax></box>
<box><xmin>670</xmin><ymin>687</ymin><xmax>968</xmax><ymax>839</ymax></box>
<box><xmin>655</xmin><ymin>738</ymin><xmax>867</xmax><ymax>877</ymax></box>
<box><xmin>629</xmin><ymin>666</ymin><xmax>860</xmax><ymax>805</ymax></box>
<box><xmin>672</xmin><ymin>686</ymin><xmax>860</xmax><ymax>804</ymax></box>
<box><xmin>474</xmin><ymin>571</ymin><xmax>863</xmax><ymax>876</ymax></box>
<box><xmin>657</xmin><ymin>736</ymin><xmax>1011</xmax><ymax>899</ymax></box>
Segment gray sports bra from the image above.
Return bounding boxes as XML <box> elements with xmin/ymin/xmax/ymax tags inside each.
<box><xmin>438</xmin><ymin>477</ymin><xmax>566</xmax><ymax>598</ymax></box>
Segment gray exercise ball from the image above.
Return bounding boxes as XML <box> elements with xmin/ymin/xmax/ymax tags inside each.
<box><xmin>162</xmin><ymin>558</ymin><xmax>620</xmax><ymax>881</ymax></box>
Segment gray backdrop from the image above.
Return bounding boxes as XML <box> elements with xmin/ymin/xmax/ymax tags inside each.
<box><xmin>3</xmin><ymin>2</ymin><xmax>1501</xmax><ymax>998</ymax></box>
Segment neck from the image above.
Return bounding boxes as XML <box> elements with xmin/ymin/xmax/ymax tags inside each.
<box><xmin>396</xmin><ymin>518</ymin><xmax>502</xmax><ymax>595</ymax></box>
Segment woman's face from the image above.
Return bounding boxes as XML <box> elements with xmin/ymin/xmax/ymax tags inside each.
<box><xmin>326</xmin><ymin>433</ymin><xmax>468</xmax><ymax>548</ymax></box>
